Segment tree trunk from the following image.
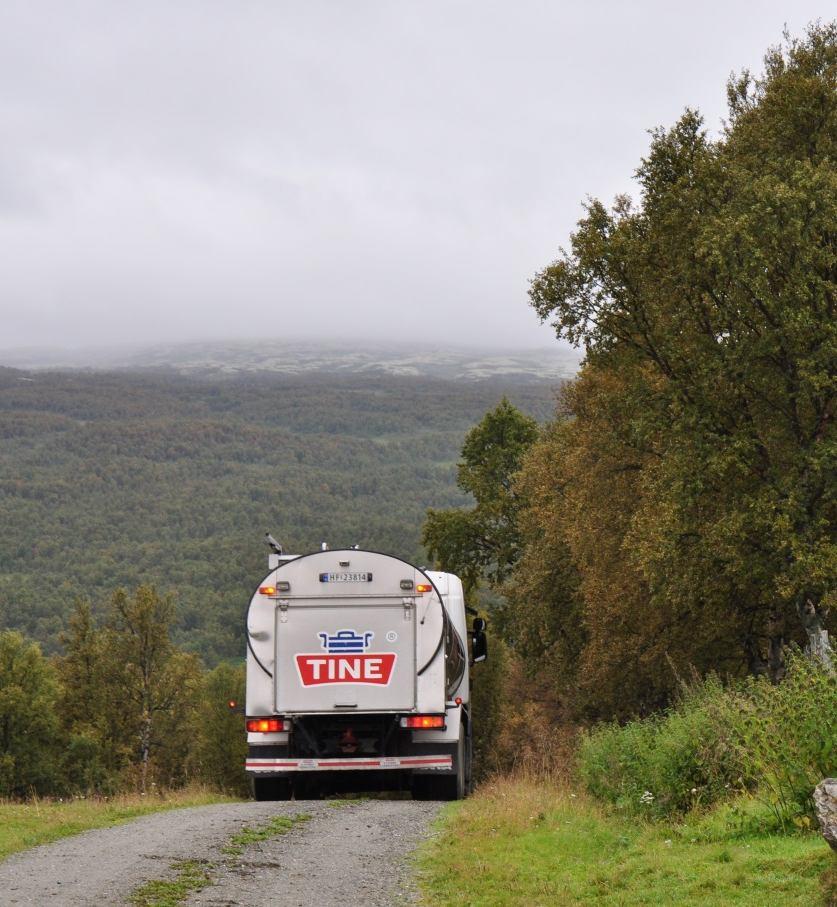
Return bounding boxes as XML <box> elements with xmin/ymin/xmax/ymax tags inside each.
<box><xmin>139</xmin><ymin>710</ymin><xmax>152</xmax><ymax>794</ymax></box>
<box><xmin>767</xmin><ymin>634</ymin><xmax>786</xmax><ymax>684</ymax></box>
<box><xmin>745</xmin><ymin>635</ymin><xmax>768</xmax><ymax>678</ymax></box>
<box><xmin>798</xmin><ymin>597</ymin><xmax>834</xmax><ymax>672</ymax></box>
<box><xmin>745</xmin><ymin>618</ymin><xmax>788</xmax><ymax>684</ymax></box>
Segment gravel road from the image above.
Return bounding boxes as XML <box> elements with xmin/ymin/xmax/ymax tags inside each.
<box><xmin>0</xmin><ymin>799</ymin><xmax>442</xmax><ymax>906</ymax></box>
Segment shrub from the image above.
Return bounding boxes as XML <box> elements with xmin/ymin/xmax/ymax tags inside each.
<box><xmin>577</xmin><ymin>653</ymin><xmax>836</xmax><ymax>825</ymax></box>
<box><xmin>0</xmin><ymin>631</ymin><xmax>61</xmax><ymax>796</ymax></box>
<box><xmin>188</xmin><ymin>663</ymin><xmax>248</xmax><ymax>796</ymax></box>
<box><xmin>577</xmin><ymin>675</ymin><xmax>738</xmax><ymax>817</ymax></box>
<box><xmin>730</xmin><ymin>653</ymin><xmax>836</xmax><ymax>826</ymax></box>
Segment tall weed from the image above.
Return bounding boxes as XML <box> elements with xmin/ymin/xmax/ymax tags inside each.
<box><xmin>577</xmin><ymin>653</ymin><xmax>836</xmax><ymax>825</ymax></box>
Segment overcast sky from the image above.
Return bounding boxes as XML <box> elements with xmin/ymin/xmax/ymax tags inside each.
<box><xmin>0</xmin><ymin>2</ymin><xmax>828</xmax><ymax>353</ymax></box>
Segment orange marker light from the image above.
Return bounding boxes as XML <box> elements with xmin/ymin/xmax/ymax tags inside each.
<box><xmin>259</xmin><ymin>586</ymin><xmax>276</xmax><ymax>596</ymax></box>
<box><xmin>415</xmin><ymin>584</ymin><xmax>432</xmax><ymax>594</ymax></box>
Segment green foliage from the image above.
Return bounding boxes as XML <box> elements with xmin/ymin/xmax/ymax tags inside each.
<box><xmin>7</xmin><ymin>590</ymin><xmax>253</xmax><ymax>798</ymax></box>
<box><xmin>58</xmin><ymin>599</ymin><xmax>127</xmax><ymax>790</ymax></box>
<box><xmin>60</xmin><ymin>731</ymin><xmax>112</xmax><ymax>794</ymax></box>
<box><xmin>423</xmin><ymin>398</ymin><xmax>539</xmax><ymax>591</ymax></box>
<box><xmin>0</xmin><ymin>631</ymin><xmax>60</xmax><ymax>796</ymax></box>
<box><xmin>577</xmin><ymin>654</ymin><xmax>837</xmax><ymax>826</ymax></box>
<box><xmin>499</xmin><ymin>23</ymin><xmax>837</xmax><ymax>724</ymax></box>
<box><xmin>577</xmin><ymin>676</ymin><xmax>737</xmax><ymax>818</ymax></box>
<box><xmin>102</xmin><ymin>586</ymin><xmax>203</xmax><ymax>791</ymax></box>
<box><xmin>57</xmin><ymin>589</ymin><xmax>213</xmax><ymax>794</ymax></box>
<box><xmin>457</xmin><ymin>399</ymin><xmax>540</xmax><ymax>507</ymax></box>
<box><xmin>189</xmin><ymin>663</ymin><xmax>248</xmax><ymax>796</ymax></box>
<box><xmin>730</xmin><ymin>653</ymin><xmax>837</xmax><ymax>826</ymax></box>
<box><xmin>468</xmin><ymin>635</ymin><xmax>511</xmax><ymax>781</ymax></box>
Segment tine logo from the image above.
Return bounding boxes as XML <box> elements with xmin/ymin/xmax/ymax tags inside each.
<box><xmin>296</xmin><ymin>629</ymin><xmax>396</xmax><ymax>686</ymax></box>
<box><xmin>318</xmin><ymin>629</ymin><xmax>373</xmax><ymax>653</ymax></box>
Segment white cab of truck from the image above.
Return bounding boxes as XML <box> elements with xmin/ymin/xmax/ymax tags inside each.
<box><xmin>244</xmin><ymin>547</ymin><xmax>486</xmax><ymax>800</ymax></box>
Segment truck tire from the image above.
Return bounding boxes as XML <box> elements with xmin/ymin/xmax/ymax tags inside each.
<box><xmin>252</xmin><ymin>776</ymin><xmax>292</xmax><ymax>801</ymax></box>
<box><xmin>464</xmin><ymin>725</ymin><xmax>474</xmax><ymax>795</ymax></box>
<box><xmin>410</xmin><ymin>775</ymin><xmax>435</xmax><ymax>800</ymax></box>
<box><xmin>293</xmin><ymin>774</ymin><xmax>322</xmax><ymax>800</ymax></box>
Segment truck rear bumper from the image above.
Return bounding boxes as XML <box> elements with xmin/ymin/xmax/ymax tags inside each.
<box><xmin>246</xmin><ymin>754</ymin><xmax>452</xmax><ymax>773</ymax></box>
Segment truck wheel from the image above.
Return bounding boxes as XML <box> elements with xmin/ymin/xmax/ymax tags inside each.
<box><xmin>293</xmin><ymin>775</ymin><xmax>322</xmax><ymax>800</ymax></box>
<box><xmin>411</xmin><ymin>775</ymin><xmax>435</xmax><ymax>800</ymax></box>
<box><xmin>464</xmin><ymin>726</ymin><xmax>474</xmax><ymax>795</ymax></box>
<box><xmin>252</xmin><ymin>777</ymin><xmax>292</xmax><ymax>801</ymax></box>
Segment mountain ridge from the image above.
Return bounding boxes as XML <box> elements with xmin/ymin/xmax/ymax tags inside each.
<box><xmin>0</xmin><ymin>339</ymin><xmax>581</xmax><ymax>382</ymax></box>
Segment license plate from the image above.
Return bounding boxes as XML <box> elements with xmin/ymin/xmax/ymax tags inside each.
<box><xmin>319</xmin><ymin>572</ymin><xmax>373</xmax><ymax>583</ymax></box>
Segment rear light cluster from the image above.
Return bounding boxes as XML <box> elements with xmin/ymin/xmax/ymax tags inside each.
<box><xmin>246</xmin><ymin>717</ymin><xmax>289</xmax><ymax>733</ymax></box>
<box><xmin>400</xmin><ymin>715</ymin><xmax>445</xmax><ymax>729</ymax></box>
<box><xmin>259</xmin><ymin>581</ymin><xmax>291</xmax><ymax>595</ymax></box>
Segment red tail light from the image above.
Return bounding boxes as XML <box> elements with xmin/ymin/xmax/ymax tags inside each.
<box><xmin>400</xmin><ymin>715</ymin><xmax>445</xmax><ymax>729</ymax></box>
<box><xmin>246</xmin><ymin>717</ymin><xmax>288</xmax><ymax>733</ymax></box>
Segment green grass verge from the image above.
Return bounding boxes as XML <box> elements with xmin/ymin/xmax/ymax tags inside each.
<box><xmin>419</xmin><ymin>778</ymin><xmax>836</xmax><ymax>906</ymax></box>
<box><xmin>0</xmin><ymin>787</ymin><xmax>238</xmax><ymax>863</ymax></box>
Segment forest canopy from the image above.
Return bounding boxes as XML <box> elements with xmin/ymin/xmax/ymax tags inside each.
<box><xmin>0</xmin><ymin>367</ymin><xmax>555</xmax><ymax>663</ymax></box>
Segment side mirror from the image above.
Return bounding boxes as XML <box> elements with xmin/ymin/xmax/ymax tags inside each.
<box><xmin>471</xmin><ymin>617</ymin><xmax>487</xmax><ymax>663</ymax></box>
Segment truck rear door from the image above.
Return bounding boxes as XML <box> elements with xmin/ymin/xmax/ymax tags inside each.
<box><xmin>274</xmin><ymin>596</ymin><xmax>416</xmax><ymax>713</ymax></box>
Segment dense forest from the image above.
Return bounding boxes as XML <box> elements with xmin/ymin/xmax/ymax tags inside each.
<box><xmin>0</xmin><ymin>366</ymin><xmax>556</xmax><ymax>662</ymax></box>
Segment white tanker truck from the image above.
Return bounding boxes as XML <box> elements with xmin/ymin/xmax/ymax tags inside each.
<box><xmin>244</xmin><ymin>543</ymin><xmax>487</xmax><ymax>800</ymax></box>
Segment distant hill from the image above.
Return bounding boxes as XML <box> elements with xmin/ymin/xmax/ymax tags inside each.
<box><xmin>0</xmin><ymin>365</ymin><xmax>562</xmax><ymax>664</ymax></box>
<box><xmin>0</xmin><ymin>339</ymin><xmax>581</xmax><ymax>382</ymax></box>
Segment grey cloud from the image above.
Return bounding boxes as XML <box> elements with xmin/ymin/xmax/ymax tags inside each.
<box><xmin>0</xmin><ymin>1</ymin><xmax>827</xmax><ymax>352</ymax></box>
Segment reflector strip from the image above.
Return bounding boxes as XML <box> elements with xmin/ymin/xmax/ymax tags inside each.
<box><xmin>245</xmin><ymin>755</ymin><xmax>453</xmax><ymax>772</ymax></box>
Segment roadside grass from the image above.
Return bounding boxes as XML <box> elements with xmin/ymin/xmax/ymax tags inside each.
<box><xmin>419</xmin><ymin>777</ymin><xmax>836</xmax><ymax>906</ymax></box>
<box><xmin>0</xmin><ymin>785</ymin><xmax>238</xmax><ymax>862</ymax></box>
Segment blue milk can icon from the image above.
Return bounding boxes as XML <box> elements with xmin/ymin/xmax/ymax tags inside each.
<box><xmin>318</xmin><ymin>629</ymin><xmax>374</xmax><ymax>653</ymax></box>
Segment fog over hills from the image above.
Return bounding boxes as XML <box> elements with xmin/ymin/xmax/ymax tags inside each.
<box><xmin>0</xmin><ymin>339</ymin><xmax>582</xmax><ymax>382</ymax></box>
